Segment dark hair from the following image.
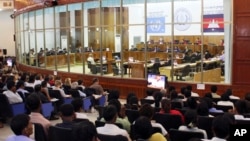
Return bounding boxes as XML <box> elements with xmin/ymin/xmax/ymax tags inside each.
<box><xmin>202</xmin><ymin>97</ymin><xmax>214</xmax><ymax>109</ymax></box>
<box><xmin>245</xmin><ymin>93</ymin><xmax>250</xmax><ymax>101</ymax></box>
<box><xmin>103</xmin><ymin>105</ymin><xmax>117</xmax><ymax>122</ymax></box>
<box><xmin>26</xmin><ymin>94</ymin><xmax>41</xmax><ymax>111</ymax></box>
<box><xmin>185</xmin><ymin>90</ymin><xmax>192</xmax><ymax>98</ymax></box>
<box><xmin>134</xmin><ymin>116</ymin><xmax>153</xmax><ymax>139</ymax></box>
<box><xmin>108</xmin><ymin>99</ymin><xmax>121</xmax><ymax>114</ymax></box>
<box><xmin>77</xmin><ymin>80</ymin><xmax>83</xmax><ymax>85</ymax></box>
<box><xmin>34</xmin><ymin>84</ymin><xmax>42</xmax><ymax>92</ymax></box>
<box><xmin>146</xmin><ymin>89</ymin><xmax>154</xmax><ymax>96</ymax></box>
<box><xmin>180</xmin><ymin>86</ymin><xmax>187</xmax><ymax>94</ymax></box>
<box><xmin>71</xmin><ymin>121</ymin><xmax>97</xmax><ymax>141</ymax></box>
<box><xmin>92</xmin><ymin>78</ymin><xmax>98</xmax><ymax>83</ymax></box>
<box><xmin>71</xmin><ymin>98</ymin><xmax>83</xmax><ymax>112</ymax></box>
<box><xmin>186</xmin><ymin>85</ymin><xmax>193</xmax><ymax>91</ymax></box>
<box><xmin>16</xmin><ymin>80</ymin><xmax>25</xmax><ymax>89</ymax></box>
<box><xmin>126</xmin><ymin>92</ymin><xmax>136</xmax><ymax>104</ymax></box>
<box><xmin>10</xmin><ymin>114</ymin><xmax>30</xmax><ymax>135</ymax></box>
<box><xmin>7</xmin><ymin>80</ymin><xmax>15</xmax><ymax>90</ymax></box>
<box><xmin>197</xmin><ymin>102</ymin><xmax>209</xmax><ymax>116</ymax></box>
<box><xmin>234</xmin><ymin>100</ymin><xmax>248</xmax><ymax>114</ymax></box>
<box><xmin>184</xmin><ymin>110</ymin><xmax>197</xmax><ymax>128</ymax></box>
<box><xmin>60</xmin><ymin>104</ymin><xmax>75</xmax><ymax>117</ymax></box>
<box><xmin>170</xmin><ymin>90</ymin><xmax>178</xmax><ymax>100</ymax></box>
<box><xmin>221</xmin><ymin>93</ymin><xmax>230</xmax><ymax>101</ymax></box>
<box><xmin>212</xmin><ymin>115</ymin><xmax>231</xmax><ymax>139</ymax></box>
<box><xmin>139</xmin><ymin>103</ymin><xmax>154</xmax><ymax>119</ymax></box>
<box><xmin>187</xmin><ymin>97</ymin><xmax>198</xmax><ymax>109</ymax></box>
<box><xmin>41</xmin><ymin>81</ymin><xmax>47</xmax><ymax>87</ymax></box>
<box><xmin>161</xmin><ymin>99</ymin><xmax>171</xmax><ymax>113</ymax></box>
<box><xmin>108</xmin><ymin>90</ymin><xmax>120</xmax><ymax>102</ymax></box>
<box><xmin>211</xmin><ymin>85</ymin><xmax>217</xmax><ymax>93</ymax></box>
<box><xmin>204</xmin><ymin>92</ymin><xmax>212</xmax><ymax>99</ymax></box>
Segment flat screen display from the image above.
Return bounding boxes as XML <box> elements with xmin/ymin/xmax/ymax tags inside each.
<box><xmin>147</xmin><ymin>74</ymin><xmax>166</xmax><ymax>89</ymax></box>
<box><xmin>6</xmin><ymin>58</ymin><xmax>12</xmax><ymax>67</ymax></box>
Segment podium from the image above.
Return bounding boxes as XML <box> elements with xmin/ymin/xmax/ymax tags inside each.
<box><xmin>129</xmin><ymin>62</ymin><xmax>145</xmax><ymax>78</ymax></box>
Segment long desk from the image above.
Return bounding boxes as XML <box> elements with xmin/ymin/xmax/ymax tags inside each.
<box><xmin>39</xmin><ymin>54</ymin><xmax>75</xmax><ymax>67</ymax></box>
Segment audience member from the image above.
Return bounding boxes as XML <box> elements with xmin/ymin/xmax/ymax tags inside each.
<box><xmin>187</xmin><ymin>85</ymin><xmax>199</xmax><ymax>97</ymax></box>
<box><xmin>3</xmin><ymin>80</ymin><xmax>23</xmax><ymax>104</ymax></box>
<box><xmin>89</xmin><ymin>78</ymin><xmax>108</xmax><ymax>96</ymax></box>
<box><xmin>71</xmin><ymin>82</ymin><xmax>86</xmax><ymax>97</ymax></box>
<box><xmin>159</xmin><ymin>99</ymin><xmax>184</xmax><ymax>123</ymax></box>
<box><xmin>32</xmin><ymin>84</ymin><xmax>50</xmax><ymax>103</ymax></box>
<box><xmin>5</xmin><ymin>114</ymin><xmax>34</xmax><ymax>141</ymax></box>
<box><xmin>56</xmin><ymin>104</ymin><xmax>76</xmax><ymax>129</ymax></box>
<box><xmin>53</xmin><ymin>80</ymin><xmax>71</xmax><ymax>98</ymax></box>
<box><xmin>26</xmin><ymin>94</ymin><xmax>51</xmax><ymax>136</ymax></box>
<box><xmin>71</xmin><ymin>98</ymin><xmax>88</xmax><ymax>120</ymax></box>
<box><xmin>97</xmin><ymin>105</ymin><xmax>131</xmax><ymax>141</ymax></box>
<box><xmin>139</xmin><ymin>103</ymin><xmax>168</xmax><ymax>137</ymax></box>
<box><xmin>87</xmin><ymin>53</ymin><xmax>96</xmax><ymax>65</ymax></box>
<box><xmin>210</xmin><ymin>85</ymin><xmax>221</xmax><ymax>98</ymax></box>
<box><xmin>178</xmin><ymin>110</ymin><xmax>207</xmax><ymax>139</ymax></box>
<box><xmin>233</xmin><ymin>100</ymin><xmax>250</xmax><ymax>120</ymax></box>
<box><xmin>77</xmin><ymin>79</ymin><xmax>85</xmax><ymax>91</ymax></box>
<box><xmin>225</xmin><ymin>88</ymin><xmax>240</xmax><ymax>100</ymax></box>
<box><xmin>71</xmin><ymin>120</ymin><xmax>98</xmax><ymax>141</ymax></box>
<box><xmin>134</xmin><ymin>116</ymin><xmax>167</xmax><ymax>141</ymax></box>
<box><xmin>217</xmin><ymin>93</ymin><xmax>234</xmax><ymax>109</ymax></box>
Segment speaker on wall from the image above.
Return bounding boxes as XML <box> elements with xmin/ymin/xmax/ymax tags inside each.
<box><xmin>3</xmin><ymin>49</ymin><xmax>7</xmax><ymax>55</ymax></box>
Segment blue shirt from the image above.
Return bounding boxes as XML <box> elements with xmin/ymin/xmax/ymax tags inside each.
<box><xmin>5</xmin><ymin>135</ymin><xmax>34</xmax><ymax>141</ymax></box>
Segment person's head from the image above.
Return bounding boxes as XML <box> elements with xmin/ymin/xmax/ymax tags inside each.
<box><xmin>34</xmin><ymin>84</ymin><xmax>42</xmax><ymax>92</ymax></box>
<box><xmin>212</xmin><ymin>114</ymin><xmax>233</xmax><ymax>139</ymax></box>
<box><xmin>202</xmin><ymin>97</ymin><xmax>214</xmax><ymax>109</ymax></box>
<box><xmin>7</xmin><ymin>80</ymin><xmax>16</xmax><ymax>91</ymax></box>
<box><xmin>187</xmin><ymin>97</ymin><xmax>198</xmax><ymax>109</ymax></box>
<box><xmin>41</xmin><ymin>80</ymin><xmax>47</xmax><ymax>88</ymax></box>
<box><xmin>184</xmin><ymin>110</ymin><xmax>198</xmax><ymax>128</ymax></box>
<box><xmin>10</xmin><ymin>114</ymin><xmax>33</xmax><ymax>137</ymax></box>
<box><xmin>26</xmin><ymin>94</ymin><xmax>41</xmax><ymax>112</ymax></box>
<box><xmin>225</xmin><ymin>89</ymin><xmax>232</xmax><ymax>96</ymax></box>
<box><xmin>161</xmin><ymin>99</ymin><xmax>171</xmax><ymax>113</ymax></box>
<box><xmin>59</xmin><ymin>104</ymin><xmax>76</xmax><ymax>122</ymax></box>
<box><xmin>204</xmin><ymin>92</ymin><xmax>212</xmax><ymax>99</ymax></box>
<box><xmin>245</xmin><ymin>93</ymin><xmax>250</xmax><ymax>101</ymax></box>
<box><xmin>134</xmin><ymin>116</ymin><xmax>153</xmax><ymax>140</ymax></box>
<box><xmin>186</xmin><ymin>85</ymin><xmax>193</xmax><ymax>91</ymax></box>
<box><xmin>71</xmin><ymin>82</ymin><xmax>78</xmax><ymax>89</ymax></box>
<box><xmin>197</xmin><ymin>102</ymin><xmax>209</xmax><ymax>116</ymax></box>
<box><xmin>71</xmin><ymin>121</ymin><xmax>98</xmax><ymax>141</ymax></box>
<box><xmin>16</xmin><ymin>80</ymin><xmax>25</xmax><ymax>89</ymax></box>
<box><xmin>71</xmin><ymin>98</ymin><xmax>83</xmax><ymax>112</ymax></box>
<box><xmin>211</xmin><ymin>85</ymin><xmax>217</xmax><ymax>93</ymax></box>
<box><xmin>64</xmin><ymin>78</ymin><xmax>71</xmax><ymax>86</ymax></box>
<box><xmin>139</xmin><ymin>103</ymin><xmax>154</xmax><ymax>119</ymax></box>
<box><xmin>221</xmin><ymin>93</ymin><xmax>230</xmax><ymax>101</ymax></box>
<box><xmin>146</xmin><ymin>89</ymin><xmax>154</xmax><ymax>96</ymax></box>
<box><xmin>54</xmin><ymin>80</ymin><xmax>62</xmax><ymax>87</ymax></box>
<box><xmin>77</xmin><ymin>79</ymin><xmax>83</xmax><ymax>85</ymax></box>
<box><xmin>185</xmin><ymin>90</ymin><xmax>192</xmax><ymax>98</ymax></box>
<box><xmin>92</xmin><ymin>78</ymin><xmax>99</xmax><ymax>84</ymax></box>
<box><xmin>108</xmin><ymin>99</ymin><xmax>121</xmax><ymax>114</ymax></box>
<box><xmin>180</xmin><ymin>86</ymin><xmax>187</xmax><ymax>95</ymax></box>
<box><xmin>103</xmin><ymin>105</ymin><xmax>117</xmax><ymax>123</ymax></box>
<box><xmin>126</xmin><ymin>92</ymin><xmax>136</xmax><ymax>104</ymax></box>
<box><xmin>108</xmin><ymin>90</ymin><xmax>120</xmax><ymax>102</ymax></box>
<box><xmin>170</xmin><ymin>90</ymin><xmax>178</xmax><ymax>100</ymax></box>
<box><xmin>154</xmin><ymin>91</ymin><xmax>163</xmax><ymax>108</ymax></box>
<box><xmin>234</xmin><ymin>100</ymin><xmax>249</xmax><ymax>115</ymax></box>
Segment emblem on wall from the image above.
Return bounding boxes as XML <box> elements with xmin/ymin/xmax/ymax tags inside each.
<box><xmin>174</xmin><ymin>8</ymin><xmax>192</xmax><ymax>31</ymax></box>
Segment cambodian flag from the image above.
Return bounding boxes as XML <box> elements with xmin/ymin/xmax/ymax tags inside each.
<box><xmin>203</xmin><ymin>14</ymin><xmax>224</xmax><ymax>32</ymax></box>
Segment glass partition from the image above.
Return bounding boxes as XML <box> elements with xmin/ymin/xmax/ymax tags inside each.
<box><xmin>15</xmin><ymin>0</ymin><xmax>232</xmax><ymax>84</ymax></box>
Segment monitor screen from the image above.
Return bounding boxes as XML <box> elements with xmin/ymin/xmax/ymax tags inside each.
<box><xmin>112</xmin><ymin>52</ymin><xmax>121</xmax><ymax>60</ymax></box>
<box><xmin>6</xmin><ymin>58</ymin><xmax>12</xmax><ymax>67</ymax></box>
<box><xmin>147</xmin><ymin>74</ymin><xmax>167</xmax><ymax>89</ymax></box>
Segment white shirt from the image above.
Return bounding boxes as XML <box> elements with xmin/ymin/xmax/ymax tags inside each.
<box><xmin>217</xmin><ymin>101</ymin><xmax>234</xmax><ymax>108</ymax></box>
<box><xmin>87</xmin><ymin>56</ymin><xmax>95</xmax><ymax>65</ymax></box>
<box><xmin>97</xmin><ymin>123</ymin><xmax>131</xmax><ymax>141</ymax></box>
<box><xmin>75</xmin><ymin>112</ymin><xmax>88</xmax><ymax>119</ymax></box>
<box><xmin>202</xmin><ymin>137</ymin><xmax>226</xmax><ymax>141</ymax></box>
<box><xmin>3</xmin><ymin>90</ymin><xmax>23</xmax><ymax>104</ymax></box>
<box><xmin>179</xmin><ymin>125</ymin><xmax>207</xmax><ymax>139</ymax></box>
<box><xmin>229</xmin><ymin>95</ymin><xmax>240</xmax><ymax>100</ymax></box>
<box><xmin>234</xmin><ymin>114</ymin><xmax>250</xmax><ymax>120</ymax></box>
<box><xmin>191</xmin><ymin>92</ymin><xmax>199</xmax><ymax>97</ymax></box>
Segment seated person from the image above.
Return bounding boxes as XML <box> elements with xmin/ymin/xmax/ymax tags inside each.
<box><xmin>217</xmin><ymin>93</ymin><xmax>234</xmax><ymax>109</ymax></box>
<box><xmin>178</xmin><ymin>110</ymin><xmax>207</xmax><ymax>139</ymax></box>
<box><xmin>71</xmin><ymin>120</ymin><xmax>98</xmax><ymax>141</ymax></box>
<box><xmin>71</xmin><ymin>82</ymin><xmax>86</xmax><ymax>97</ymax></box>
<box><xmin>26</xmin><ymin>94</ymin><xmax>51</xmax><ymax>137</ymax></box>
<box><xmin>97</xmin><ymin>105</ymin><xmax>131</xmax><ymax>141</ymax></box>
<box><xmin>5</xmin><ymin>114</ymin><xmax>34</xmax><ymax>141</ymax></box>
<box><xmin>71</xmin><ymin>98</ymin><xmax>88</xmax><ymax>120</ymax></box>
<box><xmin>87</xmin><ymin>53</ymin><xmax>96</xmax><ymax>65</ymax></box>
<box><xmin>56</xmin><ymin>104</ymin><xmax>76</xmax><ymax>129</ymax></box>
<box><xmin>3</xmin><ymin>80</ymin><xmax>23</xmax><ymax>104</ymax></box>
<box><xmin>53</xmin><ymin>80</ymin><xmax>71</xmax><ymax>98</ymax></box>
<box><xmin>134</xmin><ymin>116</ymin><xmax>167</xmax><ymax>141</ymax></box>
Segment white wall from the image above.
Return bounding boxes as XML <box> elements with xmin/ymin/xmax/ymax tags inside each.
<box><xmin>0</xmin><ymin>9</ymin><xmax>15</xmax><ymax>56</ymax></box>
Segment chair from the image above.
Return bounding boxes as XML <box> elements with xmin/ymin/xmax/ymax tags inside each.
<box><xmin>197</xmin><ymin>116</ymin><xmax>214</xmax><ymax>139</ymax></box>
<box><xmin>125</xmin><ymin>109</ymin><xmax>140</xmax><ymax>124</ymax></box>
<box><xmin>175</xmin><ymin>65</ymin><xmax>191</xmax><ymax>81</ymax></box>
<box><xmin>152</xmin><ymin>113</ymin><xmax>182</xmax><ymax>131</ymax></box>
<box><xmin>98</xmin><ymin>95</ymin><xmax>106</xmax><ymax>106</ymax></box>
<box><xmin>25</xmin><ymin>86</ymin><xmax>34</xmax><ymax>93</ymax></box>
<box><xmin>130</xmin><ymin>124</ymin><xmax>162</xmax><ymax>140</ymax></box>
<box><xmin>97</xmin><ymin>134</ymin><xmax>128</xmax><ymax>141</ymax></box>
<box><xmin>0</xmin><ymin>94</ymin><xmax>26</xmax><ymax>117</ymax></box>
<box><xmin>214</xmin><ymin>105</ymin><xmax>233</xmax><ymax>112</ymax></box>
<box><xmin>112</xmin><ymin>63</ymin><xmax>120</xmax><ymax>76</ymax></box>
<box><xmin>68</xmin><ymin>89</ymin><xmax>80</xmax><ymax>98</ymax></box>
<box><xmin>95</xmin><ymin>120</ymin><xmax>123</xmax><ymax>129</ymax></box>
<box><xmin>83</xmin><ymin>96</ymin><xmax>92</xmax><ymax>111</ymax></box>
<box><xmin>171</xmin><ymin>101</ymin><xmax>183</xmax><ymax>109</ymax></box>
<box><xmin>49</xmin><ymin>126</ymin><xmax>72</xmax><ymax>141</ymax></box>
<box><xmin>169</xmin><ymin>128</ymin><xmax>204</xmax><ymax>141</ymax></box>
<box><xmin>140</xmin><ymin>99</ymin><xmax>155</xmax><ymax>105</ymax></box>
<box><xmin>34</xmin><ymin>123</ymin><xmax>47</xmax><ymax>141</ymax></box>
<box><xmin>41</xmin><ymin>102</ymin><xmax>53</xmax><ymax>118</ymax></box>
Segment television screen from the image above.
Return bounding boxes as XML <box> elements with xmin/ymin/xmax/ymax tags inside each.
<box><xmin>112</xmin><ymin>52</ymin><xmax>121</xmax><ymax>60</ymax></box>
<box><xmin>147</xmin><ymin>74</ymin><xmax>167</xmax><ymax>89</ymax></box>
<box><xmin>6</xmin><ymin>58</ymin><xmax>12</xmax><ymax>67</ymax></box>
